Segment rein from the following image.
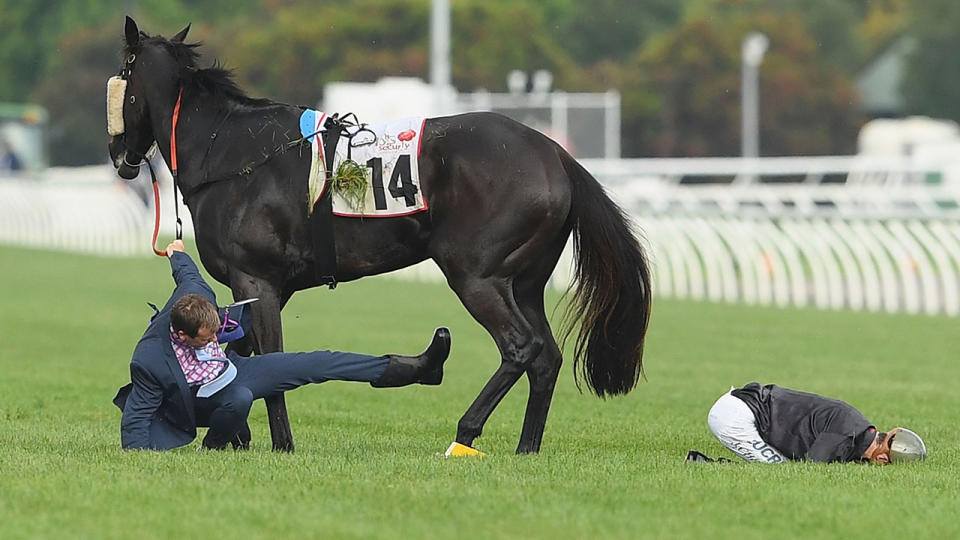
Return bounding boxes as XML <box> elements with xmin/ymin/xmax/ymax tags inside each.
<box><xmin>148</xmin><ymin>87</ymin><xmax>184</xmax><ymax>257</ymax></box>
<box><xmin>135</xmin><ymin>80</ymin><xmax>366</xmax><ymax>256</ymax></box>
<box><xmin>146</xmin><ymin>158</ymin><xmax>184</xmax><ymax>257</ymax></box>
<box><xmin>170</xmin><ymin>87</ymin><xmax>183</xmax><ymax>179</ymax></box>
<box><xmin>147</xmin><ymin>160</ymin><xmax>166</xmax><ymax>256</ymax></box>
<box><xmin>176</xmin><ymin>111</ymin><xmax>363</xmax><ymax>200</ymax></box>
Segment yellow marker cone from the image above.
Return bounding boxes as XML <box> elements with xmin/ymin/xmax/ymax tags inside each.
<box><xmin>444</xmin><ymin>442</ymin><xmax>486</xmax><ymax>457</ymax></box>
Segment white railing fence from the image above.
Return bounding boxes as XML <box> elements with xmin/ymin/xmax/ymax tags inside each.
<box><xmin>4</xmin><ymin>156</ymin><xmax>960</xmax><ymax>317</ymax></box>
<box><xmin>628</xmin><ymin>215</ymin><xmax>960</xmax><ymax>316</ymax></box>
<box><xmin>0</xmin><ymin>165</ymin><xmax>187</xmax><ymax>257</ymax></box>
<box><xmin>590</xmin><ymin>157</ymin><xmax>960</xmax><ymax>317</ymax></box>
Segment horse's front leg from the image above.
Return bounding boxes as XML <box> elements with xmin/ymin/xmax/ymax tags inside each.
<box><xmin>230</xmin><ymin>272</ymin><xmax>295</xmax><ymax>452</ymax></box>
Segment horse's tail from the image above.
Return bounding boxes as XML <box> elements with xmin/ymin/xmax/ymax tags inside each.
<box><xmin>559</xmin><ymin>151</ymin><xmax>652</xmax><ymax>397</ymax></box>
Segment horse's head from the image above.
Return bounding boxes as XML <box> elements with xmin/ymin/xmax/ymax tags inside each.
<box><xmin>107</xmin><ymin>16</ymin><xmax>192</xmax><ymax>180</ymax></box>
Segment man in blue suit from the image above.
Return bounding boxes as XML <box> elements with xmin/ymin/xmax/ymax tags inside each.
<box><xmin>113</xmin><ymin>240</ymin><xmax>450</xmax><ymax>451</ymax></box>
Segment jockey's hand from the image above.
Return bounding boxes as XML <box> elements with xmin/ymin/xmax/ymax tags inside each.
<box><xmin>166</xmin><ymin>240</ymin><xmax>186</xmax><ymax>256</ymax></box>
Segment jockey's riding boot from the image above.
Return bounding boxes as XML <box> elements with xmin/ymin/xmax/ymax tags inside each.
<box><xmin>371</xmin><ymin>327</ymin><xmax>451</xmax><ymax>388</ymax></box>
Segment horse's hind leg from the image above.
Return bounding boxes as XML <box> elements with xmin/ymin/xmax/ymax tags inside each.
<box><xmin>501</xmin><ymin>226</ymin><xmax>568</xmax><ymax>454</ymax></box>
<box><xmin>447</xmin><ymin>276</ymin><xmax>544</xmax><ymax>450</ymax></box>
<box><xmin>515</xmin><ymin>281</ymin><xmax>564</xmax><ymax>454</ymax></box>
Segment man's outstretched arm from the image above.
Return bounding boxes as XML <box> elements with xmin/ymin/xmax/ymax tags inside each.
<box><xmin>163</xmin><ymin>240</ymin><xmax>217</xmax><ymax>308</ymax></box>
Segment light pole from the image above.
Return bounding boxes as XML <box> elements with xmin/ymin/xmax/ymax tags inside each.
<box><xmin>741</xmin><ymin>32</ymin><xmax>769</xmax><ymax>158</ymax></box>
<box><xmin>430</xmin><ymin>0</ymin><xmax>451</xmax><ymax>115</ymax></box>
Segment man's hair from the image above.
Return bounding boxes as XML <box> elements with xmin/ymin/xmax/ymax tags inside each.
<box><xmin>171</xmin><ymin>294</ymin><xmax>220</xmax><ymax>337</ymax></box>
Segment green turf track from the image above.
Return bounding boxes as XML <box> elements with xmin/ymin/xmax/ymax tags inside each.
<box><xmin>0</xmin><ymin>245</ymin><xmax>957</xmax><ymax>539</ymax></box>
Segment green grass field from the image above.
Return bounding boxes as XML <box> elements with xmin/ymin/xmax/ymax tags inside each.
<box><xmin>0</xmin><ymin>245</ymin><xmax>957</xmax><ymax>539</ymax></box>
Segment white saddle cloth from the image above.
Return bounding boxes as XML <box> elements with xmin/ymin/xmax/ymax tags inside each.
<box><xmin>301</xmin><ymin>110</ymin><xmax>428</xmax><ymax>217</ymax></box>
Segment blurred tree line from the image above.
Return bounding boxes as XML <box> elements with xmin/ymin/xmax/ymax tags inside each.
<box><xmin>0</xmin><ymin>0</ymin><xmax>951</xmax><ymax>166</ymax></box>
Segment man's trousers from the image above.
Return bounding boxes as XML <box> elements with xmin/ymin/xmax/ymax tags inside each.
<box><xmin>194</xmin><ymin>350</ymin><xmax>389</xmax><ymax>448</ymax></box>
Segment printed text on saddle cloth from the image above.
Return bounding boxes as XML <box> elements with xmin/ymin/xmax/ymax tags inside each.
<box><xmin>301</xmin><ymin>110</ymin><xmax>428</xmax><ymax>217</ymax></box>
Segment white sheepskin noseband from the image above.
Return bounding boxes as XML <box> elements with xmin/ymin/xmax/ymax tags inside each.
<box><xmin>106</xmin><ymin>76</ymin><xmax>127</xmax><ymax>136</ymax></box>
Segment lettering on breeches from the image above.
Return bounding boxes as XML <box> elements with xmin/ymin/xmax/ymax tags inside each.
<box><xmin>750</xmin><ymin>440</ymin><xmax>784</xmax><ymax>463</ymax></box>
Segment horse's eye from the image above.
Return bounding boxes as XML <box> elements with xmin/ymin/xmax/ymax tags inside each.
<box><xmin>129</xmin><ymin>95</ymin><xmax>136</xmax><ymax>104</ymax></box>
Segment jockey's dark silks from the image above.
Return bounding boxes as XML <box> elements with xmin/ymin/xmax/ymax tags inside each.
<box><xmin>731</xmin><ymin>383</ymin><xmax>875</xmax><ymax>462</ymax></box>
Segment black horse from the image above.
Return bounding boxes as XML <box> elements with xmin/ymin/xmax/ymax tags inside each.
<box><xmin>108</xmin><ymin>17</ymin><xmax>652</xmax><ymax>454</ymax></box>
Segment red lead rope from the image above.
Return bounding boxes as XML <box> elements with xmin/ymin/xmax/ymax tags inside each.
<box><xmin>151</xmin><ymin>179</ymin><xmax>166</xmax><ymax>256</ymax></box>
<box><xmin>151</xmin><ymin>87</ymin><xmax>185</xmax><ymax>257</ymax></box>
<box><xmin>170</xmin><ymin>86</ymin><xmax>183</xmax><ymax>177</ymax></box>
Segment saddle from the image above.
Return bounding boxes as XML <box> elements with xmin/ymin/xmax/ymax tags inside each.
<box><xmin>307</xmin><ymin>112</ymin><xmax>426</xmax><ymax>288</ymax></box>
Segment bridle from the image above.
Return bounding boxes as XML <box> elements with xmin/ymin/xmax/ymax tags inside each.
<box><xmin>113</xmin><ymin>53</ymin><xmax>155</xmax><ymax>167</ymax></box>
<box><xmin>111</xmin><ymin>50</ymin><xmax>184</xmax><ymax>256</ymax></box>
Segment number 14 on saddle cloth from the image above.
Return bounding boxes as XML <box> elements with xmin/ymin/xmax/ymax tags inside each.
<box><xmin>301</xmin><ymin>109</ymin><xmax>428</xmax><ymax>218</ymax></box>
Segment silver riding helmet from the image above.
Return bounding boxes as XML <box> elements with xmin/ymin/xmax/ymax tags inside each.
<box><xmin>890</xmin><ymin>427</ymin><xmax>927</xmax><ymax>462</ymax></box>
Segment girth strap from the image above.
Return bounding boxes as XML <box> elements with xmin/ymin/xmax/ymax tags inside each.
<box><xmin>310</xmin><ymin>116</ymin><xmax>342</xmax><ymax>289</ymax></box>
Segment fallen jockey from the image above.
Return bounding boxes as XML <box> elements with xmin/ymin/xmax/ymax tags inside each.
<box><xmin>688</xmin><ymin>382</ymin><xmax>927</xmax><ymax>464</ymax></box>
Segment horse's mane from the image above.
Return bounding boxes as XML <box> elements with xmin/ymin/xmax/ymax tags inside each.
<box><xmin>128</xmin><ymin>34</ymin><xmax>270</xmax><ymax>105</ymax></box>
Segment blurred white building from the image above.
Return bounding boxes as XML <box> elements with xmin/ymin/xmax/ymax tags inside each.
<box><xmin>321</xmin><ymin>76</ymin><xmax>621</xmax><ymax>159</ymax></box>
<box><xmin>858</xmin><ymin>116</ymin><xmax>960</xmax><ymax>186</ymax></box>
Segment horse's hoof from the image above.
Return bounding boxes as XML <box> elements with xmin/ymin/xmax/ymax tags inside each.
<box><xmin>272</xmin><ymin>441</ymin><xmax>295</xmax><ymax>453</ymax></box>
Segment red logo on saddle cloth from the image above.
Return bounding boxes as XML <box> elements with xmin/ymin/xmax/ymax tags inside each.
<box><xmin>398</xmin><ymin>129</ymin><xmax>416</xmax><ymax>141</ymax></box>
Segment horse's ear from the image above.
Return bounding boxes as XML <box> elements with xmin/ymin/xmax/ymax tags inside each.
<box><xmin>171</xmin><ymin>23</ymin><xmax>191</xmax><ymax>43</ymax></box>
<box><xmin>124</xmin><ymin>16</ymin><xmax>141</xmax><ymax>47</ymax></box>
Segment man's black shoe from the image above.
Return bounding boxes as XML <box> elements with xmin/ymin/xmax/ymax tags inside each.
<box><xmin>371</xmin><ymin>327</ymin><xmax>451</xmax><ymax>388</ymax></box>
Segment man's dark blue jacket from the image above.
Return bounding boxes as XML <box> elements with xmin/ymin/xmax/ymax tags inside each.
<box><xmin>113</xmin><ymin>251</ymin><xmax>240</xmax><ymax>450</ymax></box>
